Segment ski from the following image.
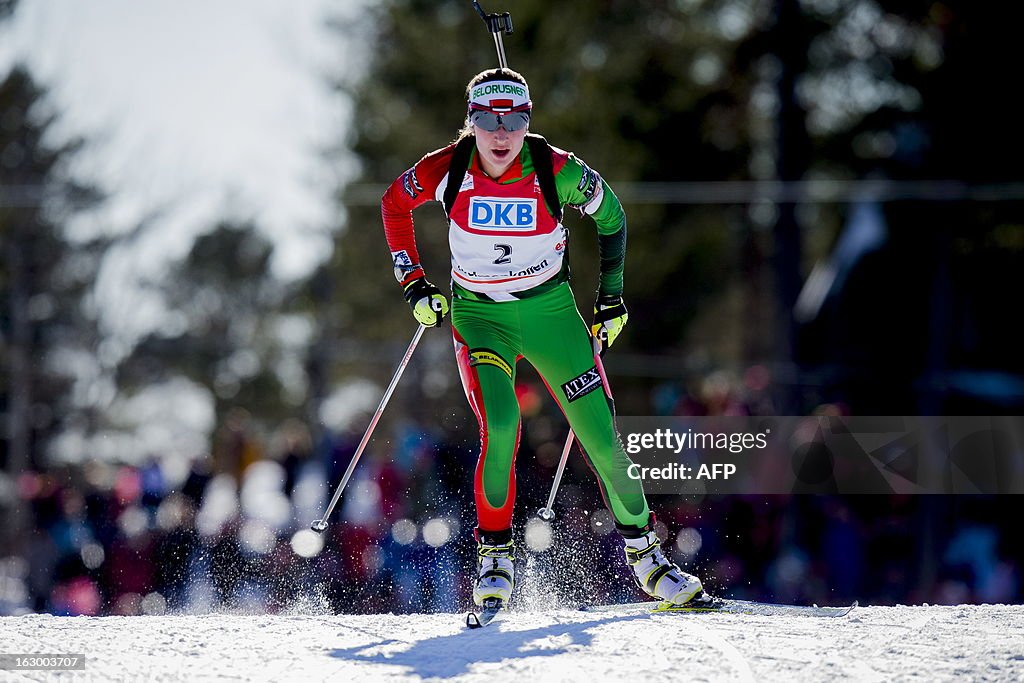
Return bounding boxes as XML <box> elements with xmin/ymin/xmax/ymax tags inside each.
<box><xmin>582</xmin><ymin>595</ymin><xmax>857</xmax><ymax>618</ymax></box>
<box><xmin>466</xmin><ymin>597</ymin><xmax>505</xmax><ymax>629</ymax></box>
<box><xmin>656</xmin><ymin>597</ymin><xmax>857</xmax><ymax>618</ymax></box>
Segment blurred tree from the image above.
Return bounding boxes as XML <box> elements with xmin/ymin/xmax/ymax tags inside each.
<box><xmin>0</xmin><ymin>0</ymin><xmax>16</xmax><ymax>21</ymax></box>
<box><xmin>0</xmin><ymin>66</ymin><xmax>106</xmax><ymax>483</ymax></box>
<box><xmin>119</xmin><ymin>222</ymin><xmax>305</xmax><ymax>435</ymax></box>
<box><xmin>788</xmin><ymin>1</ymin><xmax>1024</xmax><ymax>413</ymax></box>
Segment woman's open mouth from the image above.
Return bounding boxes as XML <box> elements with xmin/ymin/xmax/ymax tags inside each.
<box><xmin>491</xmin><ymin>149</ymin><xmax>510</xmax><ymax>160</ymax></box>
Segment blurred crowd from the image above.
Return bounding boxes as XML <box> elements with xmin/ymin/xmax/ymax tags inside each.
<box><xmin>0</xmin><ymin>370</ymin><xmax>1020</xmax><ymax>617</ymax></box>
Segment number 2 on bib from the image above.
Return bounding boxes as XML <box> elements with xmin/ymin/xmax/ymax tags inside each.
<box><xmin>493</xmin><ymin>244</ymin><xmax>512</xmax><ymax>265</ymax></box>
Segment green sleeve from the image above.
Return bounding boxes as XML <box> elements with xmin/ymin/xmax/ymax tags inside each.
<box><xmin>554</xmin><ymin>154</ymin><xmax>627</xmax><ymax>297</ymax></box>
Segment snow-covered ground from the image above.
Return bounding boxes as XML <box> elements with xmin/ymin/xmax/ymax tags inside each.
<box><xmin>2</xmin><ymin>605</ymin><xmax>1022</xmax><ymax>682</ymax></box>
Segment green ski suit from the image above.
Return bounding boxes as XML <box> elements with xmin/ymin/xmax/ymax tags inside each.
<box><xmin>381</xmin><ymin>135</ymin><xmax>652</xmax><ymax>536</ymax></box>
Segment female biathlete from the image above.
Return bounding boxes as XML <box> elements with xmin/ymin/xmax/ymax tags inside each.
<box><xmin>381</xmin><ymin>67</ymin><xmax>705</xmax><ymax>611</ymax></box>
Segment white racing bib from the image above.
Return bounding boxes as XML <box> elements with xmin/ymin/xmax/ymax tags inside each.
<box><xmin>439</xmin><ymin>172</ymin><xmax>565</xmax><ymax>299</ymax></box>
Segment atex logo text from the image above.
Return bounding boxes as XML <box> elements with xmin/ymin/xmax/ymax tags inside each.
<box><xmin>469</xmin><ymin>197</ymin><xmax>536</xmax><ymax>232</ymax></box>
<box><xmin>562</xmin><ymin>366</ymin><xmax>603</xmax><ymax>402</ymax></box>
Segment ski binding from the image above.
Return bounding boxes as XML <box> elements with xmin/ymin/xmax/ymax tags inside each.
<box><xmin>466</xmin><ymin>597</ymin><xmax>504</xmax><ymax>629</ymax></box>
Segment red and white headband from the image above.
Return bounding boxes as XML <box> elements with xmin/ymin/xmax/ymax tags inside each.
<box><xmin>468</xmin><ymin>80</ymin><xmax>531</xmax><ymax>112</ymax></box>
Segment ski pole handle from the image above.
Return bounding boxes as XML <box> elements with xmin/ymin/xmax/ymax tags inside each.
<box><xmin>311</xmin><ymin>324</ymin><xmax>427</xmax><ymax>534</ymax></box>
<box><xmin>471</xmin><ymin>1</ymin><xmax>513</xmax><ymax>69</ymax></box>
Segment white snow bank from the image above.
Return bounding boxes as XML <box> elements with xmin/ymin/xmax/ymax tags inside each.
<box><xmin>1</xmin><ymin>605</ymin><xmax>1022</xmax><ymax>682</ymax></box>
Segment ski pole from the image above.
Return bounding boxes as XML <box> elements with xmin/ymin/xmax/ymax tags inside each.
<box><xmin>537</xmin><ymin>336</ymin><xmax>602</xmax><ymax>521</ymax></box>
<box><xmin>471</xmin><ymin>1</ymin><xmax>513</xmax><ymax>69</ymax></box>
<box><xmin>311</xmin><ymin>323</ymin><xmax>428</xmax><ymax>533</ymax></box>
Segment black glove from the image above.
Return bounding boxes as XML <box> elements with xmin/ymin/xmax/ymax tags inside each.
<box><xmin>402</xmin><ymin>277</ymin><xmax>449</xmax><ymax>327</ymax></box>
<box><xmin>592</xmin><ymin>293</ymin><xmax>628</xmax><ymax>350</ymax></box>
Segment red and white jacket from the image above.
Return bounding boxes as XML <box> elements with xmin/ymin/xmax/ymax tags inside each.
<box><xmin>382</xmin><ymin>141</ymin><xmax>572</xmax><ymax>302</ymax></box>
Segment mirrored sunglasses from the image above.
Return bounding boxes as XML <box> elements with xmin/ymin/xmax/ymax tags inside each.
<box><xmin>469</xmin><ymin>109</ymin><xmax>531</xmax><ymax>132</ymax></box>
